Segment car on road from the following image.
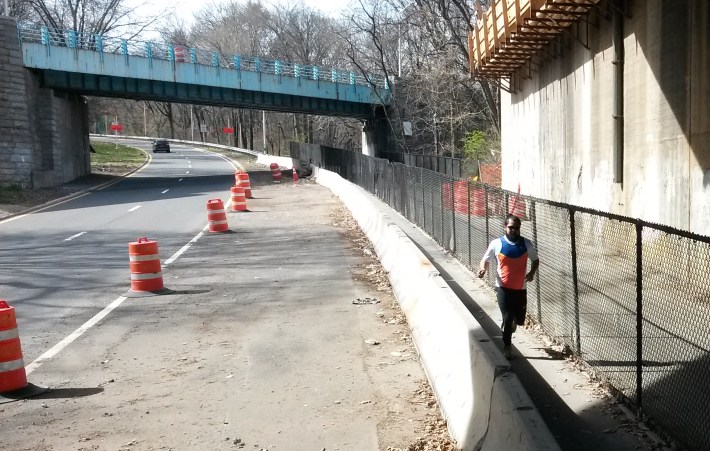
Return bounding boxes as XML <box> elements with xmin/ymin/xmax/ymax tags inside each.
<box><xmin>152</xmin><ymin>139</ymin><xmax>171</xmax><ymax>153</ymax></box>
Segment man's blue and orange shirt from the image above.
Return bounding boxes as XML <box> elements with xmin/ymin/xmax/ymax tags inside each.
<box><xmin>483</xmin><ymin>236</ymin><xmax>539</xmax><ymax>290</ymax></box>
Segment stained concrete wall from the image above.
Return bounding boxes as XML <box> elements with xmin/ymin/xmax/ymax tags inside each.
<box><xmin>501</xmin><ymin>1</ymin><xmax>710</xmax><ymax>233</ymax></box>
<box><xmin>0</xmin><ymin>16</ymin><xmax>90</xmax><ymax>188</ymax></box>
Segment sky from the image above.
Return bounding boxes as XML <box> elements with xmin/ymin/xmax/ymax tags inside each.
<box><xmin>133</xmin><ymin>0</ymin><xmax>355</xmax><ymax>29</ymax></box>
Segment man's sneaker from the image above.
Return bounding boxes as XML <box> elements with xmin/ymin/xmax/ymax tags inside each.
<box><xmin>503</xmin><ymin>345</ymin><xmax>513</xmax><ymax>360</ymax></box>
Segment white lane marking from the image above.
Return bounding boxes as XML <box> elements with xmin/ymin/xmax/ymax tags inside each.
<box><xmin>161</xmin><ymin>189</ymin><xmax>169</xmax><ymax>194</ymax></box>
<box><xmin>188</xmin><ymin>165</ymin><xmax>192</xmax><ymax>169</ymax></box>
<box><xmin>26</xmin><ymin>296</ymin><xmax>128</xmax><ymax>375</ymax></box>
<box><xmin>128</xmin><ymin>205</ymin><xmax>142</xmax><ymax>212</ymax></box>
<box><xmin>178</xmin><ymin>178</ymin><xmax>183</xmax><ymax>182</ymax></box>
<box><xmin>64</xmin><ymin>232</ymin><xmax>87</xmax><ymax>241</ymax></box>
<box><xmin>164</xmin><ymin>228</ymin><xmax>207</xmax><ymax>266</ymax></box>
<box><xmin>187</xmin><ymin>160</ymin><xmax>191</xmax><ymax>164</ymax></box>
<box><xmin>192</xmin><ymin>147</ymin><xmax>245</xmax><ymax>172</ymax></box>
<box><xmin>26</xmin><ymin>225</ymin><xmax>210</xmax><ymax>375</ymax></box>
<box><xmin>185</xmin><ymin>171</ymin><xmax>190</xmax><ymax>174</ymax></box>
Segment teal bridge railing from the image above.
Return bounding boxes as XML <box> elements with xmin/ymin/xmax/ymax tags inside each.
<box><xmin>17</xmin><ymin>22</ymin><xmax>390</xmax><ymax>118</ymax></box>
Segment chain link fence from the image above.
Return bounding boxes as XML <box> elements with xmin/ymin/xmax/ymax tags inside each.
<box><xmin>382</xmin><ymin>151</ymin><xmax>464</xmax><ymax>178</ymax></box>
<box><xmin>292</xmin><ymin>144</ymin><xmax>710</xmax><ymax>451</ymax></box>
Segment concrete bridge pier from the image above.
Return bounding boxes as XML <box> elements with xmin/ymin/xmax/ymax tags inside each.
<box><xmin>0</xmin><ymin>16</ymin><xmax>90</xmax><ymax>189</ymax></box>
<box><xmin>362</xmin><ymin>106</ymin><xmax>389</xmax><ymax>158</ymax></box>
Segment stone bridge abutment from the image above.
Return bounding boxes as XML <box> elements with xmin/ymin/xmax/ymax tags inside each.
<box><xmin>0</xmin><ymin>16</ymin><xmax>89</xmax><ymax>189</ymax></box>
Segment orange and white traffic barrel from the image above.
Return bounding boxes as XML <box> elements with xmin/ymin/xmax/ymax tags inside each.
<box><xmin>207</xmin><ymin>198</ymin><xmax>229</xmax><ymax>232</ymax></box>
<box><xmin>270</xmin><ymin>163</ymin><xmax>282</xmax><ymax>182</ymax></box>
<box><xmin>230</xmin><ymin>186</ymin><xmax>247</xmax><ymax>211</ymax></box>
<box><xmin>0</xmin><ymin>300</ymin><xmax>27</xmax><ymax>394</ymax></box>
<box><xmin>128</xmin><ymin>237</ymin><xmax>164</xmax><ymax>292</ymax></box>
<box><xmin>235</xmin><ymin>172</ymin><xmax>253</xmax><ymax>198</ymax></box>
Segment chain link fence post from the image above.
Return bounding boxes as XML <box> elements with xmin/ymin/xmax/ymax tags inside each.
<box><xmin>570</xmin><ymin>208</ymin><xmax>581</xmax><ymax>355</ymax></box>
<box><xmin>532</xmin><ymin>200</ymin><xmax>542</xmax><ymax>324</ymax></box>
<box><xmin>451</xmin><ymin>177</ymin><xmax>456</xmax><ymax>253</ymax></box>
<box><xmin>468</xmin><ymin>180</ymin><xmax>472</xmax><ymax>269</ymax></box>
<box><xmin>635</xmin><ymin>221</ymin><xmax>643</xmax><ymax>412</ymax></box>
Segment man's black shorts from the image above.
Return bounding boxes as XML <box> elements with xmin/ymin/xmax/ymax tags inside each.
<box><xmin>495</xmin><ymin>287</ymin><xmax>528</xmax><ymax>325</ymax></box>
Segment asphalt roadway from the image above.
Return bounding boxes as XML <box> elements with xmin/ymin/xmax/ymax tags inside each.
<box><xmin>0</xmin><ymin>143</ymin><xmax>436</xmax><ymax>450</ymax></box>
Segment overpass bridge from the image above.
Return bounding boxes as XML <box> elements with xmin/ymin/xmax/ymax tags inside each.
<box><xmin>0</xmin><ymin>17</ymin><xmax>391</xmax><ymax>188</ymax></box>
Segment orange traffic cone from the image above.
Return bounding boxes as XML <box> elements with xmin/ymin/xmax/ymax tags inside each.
<box><xmin>0</xmin><ymin>301</ymin><xmax>48</xmax><ymax>400</ymax></box>
<box><xmin>235</xmin><ymin>171</ymin><xmax>253</xmax><ymax>198</ymax></box>
<box><xmin>206</xmin><ymin>199</ymin><xmax>229</xmax><ymax>232</ymax></box>
<box><xmin>230</xmin><ymin>186</ymin><xmax>248</xmax><ymax>211</ymax></box>
<box><xmin>128</xmin><ymin>237</ymin><xmax>164</xmax><ymax>292</ymax></box>
<box><xmin>0</xmin><ymin>300</ymin><xmax>27</xmax><ymax>394</ymax></box>
<box><xmin>270</xmin><ymin>163</ymin><xmax>282</xmax><ymax>183</ymax></box>
<box><xmin>292</xmin><ymin>167</ymin><xmax>299</xmax><ymax>183</ymax></box>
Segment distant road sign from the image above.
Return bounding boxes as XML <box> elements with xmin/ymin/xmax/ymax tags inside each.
<box><xmin>110</xmin><ymin>124</ymin><xmax>124</xmax><ymax>131</ymax></box>
<box><xmin>223</xmin><ymin>127</ymin><xmax>234</xmax><ymax>134</ymax></box>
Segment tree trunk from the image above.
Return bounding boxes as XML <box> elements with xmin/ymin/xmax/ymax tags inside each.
<box><xmin>167</xmin><ymin>103</ymin><xmax>175</xmax><ymax>139</ymax></box>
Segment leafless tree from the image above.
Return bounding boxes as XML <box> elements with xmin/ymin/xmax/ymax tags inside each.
<box><xmin>25</xmin><ymin>0</ymin><xmax>167</xmax><ymax>37</ymax></box>
<box><xmin>340</xmin><ymin>0</ymin><xmax>500</xmax><ymax>159</ymax></box>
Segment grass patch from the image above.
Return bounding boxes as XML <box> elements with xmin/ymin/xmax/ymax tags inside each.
<box><xmin>91</xmin><ymin>141</ymin><xmax>146</xmax><ymax>164</ymax></box>
<box><xmin>90</xmin><ymin>140</ymin><xmax>147</xmax><ymax>175</ymax></box>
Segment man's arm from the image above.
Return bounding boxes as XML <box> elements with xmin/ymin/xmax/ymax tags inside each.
<box><xmin>525</xmin><ymin>259</ymin><xmax>540</xmax><ymax>282</ymax></box>
<box><xmin>477</xmin><ymin>260</ymin><xmax>489</xmax><ymax>278</ymax></box>
<box><xmin>478</xmin><ymin>241</ymin><xmax>495</xmax><ymax>278</ymax></box>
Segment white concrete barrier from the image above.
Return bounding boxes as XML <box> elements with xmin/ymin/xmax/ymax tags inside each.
<box><xmin>313</xmin><ymin>165</ymin><xmax>560</xmax><ymax>451</ymax></box>
<box><xmin>254</xmin><ymin>154</ymin><xmax>295</xmax><ymax>169</ymax></box>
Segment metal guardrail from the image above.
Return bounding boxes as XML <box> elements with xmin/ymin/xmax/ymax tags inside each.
<box><xmin>89</xmin><ymin>134</ymin><xmax>263</xmax><ymax>158</ymax></box>
<box><xmin>17</xmin><ymin>22</ymin><xmax>389</xmax><ymax>90</ymax></box>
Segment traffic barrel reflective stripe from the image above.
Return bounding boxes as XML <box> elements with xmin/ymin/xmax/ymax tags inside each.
<box><xmin>0</xmin><ymin>300</ymin><xmax>28</xmax><ymax>393</ymax></box>
<box><xmin>129</xmin><ymin>253</ymin><xmax>160</xmax><ymax>262</ymax></box>
<box><xmin>270</xmin><ymin>163</ymin><xmax>282</xmax><ymax>182</ymax></box>
<box><xmin>235</xmin><ymin>172</ymin><xmax>253</xmax><ymax>198</ymax></box>
<box><xmin>0</xmin><ymin>328</ymin><xmax>19</xmax><ymax>341</ymax></box>
<box><xmin>230</xmin><ymin>186</ymin><xmax>248</xmax><ymax>211</ymax></box>
<box><xmin>130</xmin><ymin>271</ymin><xmax>164</xmax><ymax>280</ymax></box>
<box><xmin>128</xmin><ymin>237</ymin><xmax>164</xmax><ymax>292</ymax></box>
<box><xmin>207</xmin><ymin>199</ymin><xmax>229</xmax><ymax>232</ymax></box>
<box><xmin>0</xmin><ymin>359</ymin><xmax>24</xmax><ymax>372</ymax></box>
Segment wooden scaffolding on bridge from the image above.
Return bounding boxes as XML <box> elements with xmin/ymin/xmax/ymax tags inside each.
<box><xmin>468</xmin><ymin>0</ymin><xmax>604</xmax><ymax>92</ymax></box>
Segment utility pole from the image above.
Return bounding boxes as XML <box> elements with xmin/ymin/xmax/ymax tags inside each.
<box><xmin>262</xmin><ymin>110</ymin><xmax>266</xmax><ymax>153</ymax></box>
<box><xmin>143</xmin><ymin>102</ymin><xmax>147</xmax><ymax>136</ymax></box>
<box><xmin>190</xmin><ymin>107</ymin><xmax>194</xmax><ymax>142</ymax></box>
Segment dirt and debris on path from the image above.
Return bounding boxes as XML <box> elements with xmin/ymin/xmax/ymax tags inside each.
<box><xmin>332</xmin><ymin>203</ymin><xmax>457</xmax><ymax>451</ymax></box>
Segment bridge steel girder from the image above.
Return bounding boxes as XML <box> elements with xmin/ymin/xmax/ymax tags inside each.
<box><xmin>21</xmin><ymin>43</ymin><xmax>389</xmax><ymax>120</ymax></box>
<box><xmin>40</xmin><ymin>70</ymin><xmax>377</xmax><ymax>119</ymax></box>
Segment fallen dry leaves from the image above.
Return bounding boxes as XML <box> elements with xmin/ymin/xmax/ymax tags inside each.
<box><xmin>331</xmin><ymin>203</ymin><xmax>457</xmax><ymax>451</ymax></box>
